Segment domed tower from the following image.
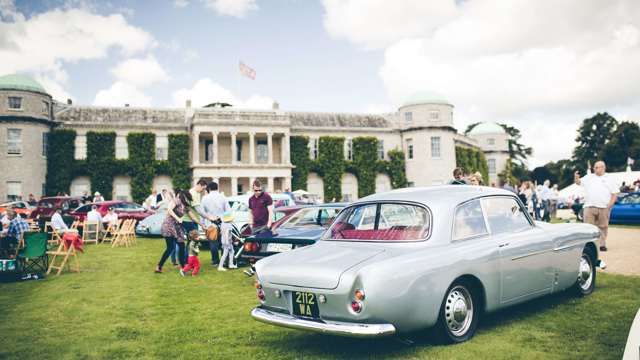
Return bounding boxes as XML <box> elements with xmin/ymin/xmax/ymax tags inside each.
<box><xmin>399</xmin><ymin>91</ymin><xmax>457</xmax><ymax>186</ymax></box>
<box><xmin>467</xmin><ymin>122</ymin><xmax>510</xmax><ymax>185</ymax></box>
<box><xmin>0</xmin><ymin>74</ymin><xmax>55</xmax><ymax>201</ymax></box>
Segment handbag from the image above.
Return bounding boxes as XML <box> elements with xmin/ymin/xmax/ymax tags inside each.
<box><xmin>206</xmin><ymin>225</ymin><xmax>219</xmax><ymax>241</ymax></box>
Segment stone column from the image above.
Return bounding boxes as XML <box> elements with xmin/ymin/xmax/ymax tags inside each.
<box><xmin>267</xmin><ymin>177</ymin><xmax>274</xmax><ymax>193</ymax></box>
<box><xmin>267</xmin><ymin>132</ymin><xmax>273</xmax><ymax>164</ymax></box>
<box><xmin>192</xmin><ymin>131</ymin><xmax>200</xmax><ymax>165</ymax></box>
<box><xmin>231</xmin><ymin>132</ymin><xmax>237</xmax><ymax>165</ymax></box>
<box><xmin>231</xmin><ymin>177</ymin><xmax>238</xmax><ymax>196</ymax></box>
<box><xmin>212</xmin><ymin>131</ymin><xmax>218</xmax><ymax>164</ymax></box>
<box><xmin>285</xmin><ymin>177</ymin><xmax>292</xmax><ymax>191</ymax></box>
<box><xmin>281</xmin><ymin>134</ymin><xmax>289</xmax><ymax>164</ymax></box>
<box><xmin>249</xmin><ymin>132</ymin><xmax>255</xmax><ymax>164</ymax></box>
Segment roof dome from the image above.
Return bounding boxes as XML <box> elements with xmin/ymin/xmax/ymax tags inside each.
<box><xmin>468</xmin><ymin>122</ymin><xmax>506</xmax><ymax>135</ymax></box>
<box><xmin>0</xmin><ymin>74</ymin><xmax>48</xmax><ymax>95</ymax></box>
<box><xmin>401</xmin><ymin>91</ymin><xmax>451</xmax><ymax>107</ymax></box>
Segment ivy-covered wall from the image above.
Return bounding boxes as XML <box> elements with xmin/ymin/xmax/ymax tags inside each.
<box><xmin>455</xmin><ymin>146</ymin><xmax>489</xmax><ymax>185</ymax></box>
<box><xmin>45</xmin><ymin>130</ymin><xmax>190</xmax><ymax>202</ymax></box>
<box><xmin>290</xmin><ymin>135</ymin><xmax>407</xmax><ymax>200</ymax></box>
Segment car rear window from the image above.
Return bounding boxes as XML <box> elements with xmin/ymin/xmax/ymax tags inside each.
<box><xmin>323</xmin><ymin>202</ymin><xmax>430</xmax><ymax>241</ymax></box>
<box><xmin>37</xmin><ymin>200</ymin><xmax>56</xmax><ymax>208</ymax></box>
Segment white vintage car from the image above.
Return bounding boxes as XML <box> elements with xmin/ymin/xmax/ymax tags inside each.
<box><xmin>251</xmin><ymin>186</ymin><xmax>601</xmax><ymax>343</ymax></box>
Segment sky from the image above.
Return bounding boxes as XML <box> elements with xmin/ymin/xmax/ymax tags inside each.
<box><xmin>1</xmin><ymin>0</ymin><xmax>640</xmax><ymax>168</ymax></box>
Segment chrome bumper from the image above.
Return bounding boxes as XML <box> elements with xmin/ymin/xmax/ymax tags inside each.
<box><xmin>251</xmin><ymin>307</ymin><xmax>396</xmax><ymax>338</ymax></box>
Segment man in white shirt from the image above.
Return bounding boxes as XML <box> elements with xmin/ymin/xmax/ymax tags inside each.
<box><xmin>144</xmin><ymin>190</ymin><xmax>158</xmax><ymax>210</ymax></box>
<box><xmin>86</xmin><ymin>205</ymin><xmax>103</xmax><ymax>223</ymax></box>
<box><xmin>51</xmin><ymin>208</ymin><xmax>69</xmax><ymax>232</ymax></box>
<box><xmin>201</xmin><ymin>181</ymin><xmax>230</xmax><ymax>265</ymax></box>
<box><xmin>539</xmin><ymin>180</ymin><xmax>553</xmax><ymax>222</ymax></box>
<box><xmin>574</xmin><ymin>161</ymin><xmax>619</xmax><ymax>251</ymax></box>
<box><xmin>102</xmin><ymin>207</ymin><xmax>119</xmax><ymax>227</ymax></box>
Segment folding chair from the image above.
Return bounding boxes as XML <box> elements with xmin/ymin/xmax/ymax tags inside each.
<box><xmin>18</xmin><ymin>232</ymin><xmax>48</xmax><ymax>275</ymax></box>
<box><xmin>26</xmin><ymin>219</ymin><xmax>40</xmax><ymax>232</ymax></box>
<box><xmin>45</xmin><ymin>222</ymin><xmax>62</xmax><ymax>245</ymax></box>
<box><xmin>102</xmin><ymin>219</ymin><xmax>122</xmax><ymax>245</ymax></box>
<box><xmin>112</xmin><ymin>219</ymin><xmax>133</xmax><ymax>248</ymax></box>
<box><xmin>82</xmin><ymin>221</ymin><xmax>100</xmax><ymax>245</ymax></box>
<box><xmin>47</xmin><ymin>233</ymin><xmax>80</xmax><ymax>276</ymax></box>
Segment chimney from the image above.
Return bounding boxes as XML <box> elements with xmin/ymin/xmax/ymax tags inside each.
<box><xmin>186</xmin><ymin>99</ymin><xmax>192</xmax><ymax>108</ymax></box>
<box><xmin>272</xmin><ymin>101</ymin><xmax>279</xmax><ymax>110</ymax></box>
<box><xmin>67</xmin><ymin>98</ymin><xmax>73</xmax><ymax>105</ymax></box>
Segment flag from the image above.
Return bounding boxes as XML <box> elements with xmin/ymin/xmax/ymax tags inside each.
<box><xmin>239</xmin><ymin>61</ymin><xmax>256</xmax><ymax>80</ymax></box>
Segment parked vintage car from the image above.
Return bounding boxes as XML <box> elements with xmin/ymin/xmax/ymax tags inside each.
<box><xmin>610</xmin><ymin>192</ymin><xmax>640</xmax><ymax>224</ymax></box>
<box><xmin>251</xmin><ymin>186</ymin><xmax>601</xmax><ymax>343</ymax></box>
<box><xmin>29</xmin><ymin>196</ymin><xmax>83</xmax><ymax>221</ymax></box>
<box><xmin>242</xmin><ymin>203</ymin><xmax>347</xmax><ymax>261</ymax></box>
<box><xmin>0</xmin><ymin>201</ymin><xmax>35</xmax><ymax>217</ymax></box>
<box><xmin>69</xmin><ymin>201</ymin><xmax>153</xmax><ymax>222</ymax></box>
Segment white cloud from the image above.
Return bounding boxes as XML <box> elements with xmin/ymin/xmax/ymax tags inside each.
<box><xmin>93</xmin><ymin>81</ymin><xmax>152</xmax><ymax>107</ymax></box>
<box><xmin>111</xmin><ymin>55</ymin><xmax>169</xmax><ymax>88</ymax></box>
<box><xmin>172</xmin><ymin>78</ymin><xmax>273</xmax><ymax>109</ymax></box>
<box><xmin>0</xmin><ymin>4</ymin><xmax>156</xmax><ymax>101</ymax></box>
<box><xmin>202</xmin><ymin>0</ymin><xmax>257</xmax><ymax>18</ymax></box>
<box><xmin>174</xmin><ymin>0</ymin><xmax>189</xmax><ymax>8</ymax></box>
<box><xmin>323</xmin><ymin>0</ymin><xmax>640</xmax><ymax>166</ymax></box>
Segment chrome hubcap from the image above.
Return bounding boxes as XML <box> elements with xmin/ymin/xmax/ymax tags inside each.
<box><xmin>578</xmin><ymin>255</ymin><xmax>593</xmax><ymax>291</ymax></box>
<box><xmin>445</xmin><ymin>285</ymin><xmax>473</xmax><ymax>336</ymax></box>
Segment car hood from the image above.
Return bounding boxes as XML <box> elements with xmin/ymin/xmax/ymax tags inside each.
<box><xmin>257</xmin><ymin>241</ymin><xmax>385</xmax><ymax>290</ymax></box>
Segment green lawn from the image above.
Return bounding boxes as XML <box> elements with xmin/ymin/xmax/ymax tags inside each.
<box><xmin>1</xmin><ymin>238</ymin><xmax>639</xmax><ymax>359</ymax></box>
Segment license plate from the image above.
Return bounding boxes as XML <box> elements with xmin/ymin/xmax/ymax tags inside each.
<box><xmin>266</xmin><ymin>243</ymin><xmax>293</xmax><ymax>252</ymax></box>
<box><xmin>292</xmin><ymin>291</ymin><xmax>320</xmax><ymax>318</ymax></box>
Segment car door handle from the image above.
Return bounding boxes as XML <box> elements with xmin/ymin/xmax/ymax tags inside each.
<box><xmin>498</xmin><ymin>242</ymin><xmax>510</xmax><ymax>248</ymax></box>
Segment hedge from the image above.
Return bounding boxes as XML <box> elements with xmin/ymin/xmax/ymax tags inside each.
<box><xmin>352</xmin><ymin>137</ymin><xmax>378</xmax><ymax>198</ymax></box>
<box><xmin>317</xmin><ymin>137</ymin><xmax>345</xmax><ymax>202</ymax></box>
<box><xmin>44</xmin><ymin>130</ymin><xmax>191</xmax><ymax>200</ymax></box>
<box><xmin>290</xmin><ymin>136</ymin><xmax>311</xmax><ymax>192</ymax></box>
<box><xmin>455</xmin><ymin>146</ymin><xmax>489</xmax><ymax>185</ymax></box>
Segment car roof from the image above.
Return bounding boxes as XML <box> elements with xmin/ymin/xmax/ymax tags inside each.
<box><xmin>40</xmin><ymin>196</ymin><xmax>83</xmax><ymax>201</ymax></box>
<box><xmin>356</xmin><ymin>185</ymin><xmax>515</xmax><ymax>208</ymax></box>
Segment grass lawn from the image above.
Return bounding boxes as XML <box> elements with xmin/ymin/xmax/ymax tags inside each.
<box><xmin>1</xmin><ymin>238</ymin><xmax>639</xmax><ymax>359</ymax></box>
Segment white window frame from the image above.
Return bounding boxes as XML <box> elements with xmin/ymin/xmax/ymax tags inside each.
<box><xmin>430</xmin><ymin>136</ymin><xmax>441</xmax><ymax>158</ymax></box>
<box><xmin>429</xmin><ymin>110</ymin><xmax>439</xmax><ymax>121</ymax></box>
<box><xmin>7</xmin><ymin>128</ymin><xmax>22</xmax><ymax>155</ymax></box>
<box><xmin>310</xmin><ymin>138</ymin><xmax>319</xmax><ymax>160</ymax></box>
<box><xmin>405</xmin><ymin>112</ymin><xmax>413</xmax><ymax>123</ymax></box>
<box><xmin>7</xmin><ymin>181</ymin><xmax>22</xmax><ymax>201</ymax></box>
<box><xmin>406</xmin><ymin>139</ymin><xmax>413</xmax><ymax>160</ymax></box>
<box><xmin>8</xmin><ymin>96</ymin><xmax>22</xmax><ymax>110</ymax></box>
<box><xmin>377</xmin><ymin>140</ymin><xmax>385</xmax><ymax>160</ymax></box>
<box><xmin>155</xmin><ymin>136</ymin><xmax>169</xmax><ymax>161</ymax></box>
<box><xmin>115</xmin><ymin>135</ymin><xmax>129</xmax><ymax>159</ymax></box>
<box><xmin>488</xmin><ymin>159</ymin><xmax>496</xmax><ymax>175</ymax></box>
<box><xmin>345</xmin><ymin>138</ymin><xmax>353</xmax><ymax>161</ymax></box>
<box><xmin>42</xmin><ymin>132</ymin><xmax>48</xmax><ymax>157</ymax></box>
<box><xmin>75</xmin><ymin>134</ymin><xmax>87</xmax><ymax>160</ymax></box>
<box><xmin>487</xmin><ymin>138</ymin><xmax>495</xmax><ymax>145</ymax></box>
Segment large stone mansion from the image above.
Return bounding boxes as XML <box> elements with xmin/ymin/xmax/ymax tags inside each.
<box><xmin>0</xmin><ymin>74</ymin><xmax>509</xmax><ymax>202</ymax></box>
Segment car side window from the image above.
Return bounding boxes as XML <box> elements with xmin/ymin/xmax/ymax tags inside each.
<box><xmin>482</xmin><ymin>197</ymin><xmax>532</xmax><ymax>235</ymax></box>
<box><xmin>14</xmin><ymin>202</ymin><xmax>25</xmax><ymax>209</ymax></box>
<box><xmin>620</xmin><ymin>194</ymin><xmax>640</xmax><ymax>204</ymax></box>
<box><xmin>76</xmin><ymin>205</ymin><xmax>91</xmax><ymax>213</ymax></box>
<box><xmin>453</xmin><ymin>200</ymin><xmax>488</xmax><ymax>240</ymax></box>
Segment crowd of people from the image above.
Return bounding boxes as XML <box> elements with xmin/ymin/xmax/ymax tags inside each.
<box><xmin>155</xmin><ymin>178</ymin><xmax>273</xmax><ymax>277</ymax></box>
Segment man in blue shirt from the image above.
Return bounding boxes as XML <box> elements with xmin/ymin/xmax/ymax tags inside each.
<box><xmin>1</xmin><ymin>209</ymin><xmax>29</xmax><ymax>258</ymax></box>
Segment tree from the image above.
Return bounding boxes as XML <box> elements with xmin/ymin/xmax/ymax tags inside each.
<box><xmin>498</xmin><ymin>123</ymin><xmax>533</xmax><ymax>166</ymax></box>
<box><xmin>572</xmin><ymin>112</ymin><xmax>618</xmax><ymax>168</ymax></box>
<box><xmin>464</xmin><ymin>122</ymin><xmax>481</xmax><ymax>135</ymax></box>
<box><xmin>602</xmin><ymin>121</ymin><xmax>640</xmax><ymax>172</ymax></box>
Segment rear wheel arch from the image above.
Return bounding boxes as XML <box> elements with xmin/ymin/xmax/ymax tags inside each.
<box><xmin>453</xmin><ymin>275</ymin><xmax>487</xmax><ymax>314</ymax></box>
<box><xmin>584</xmin><ymin>242</ymin><xmax>597</xmax><ymax>264</ymax></box>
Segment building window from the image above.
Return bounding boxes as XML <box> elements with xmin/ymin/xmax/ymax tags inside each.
<box><xmin>42</xmin><ymin>101</ymin><xmax>50</xmax><ymax>115</ymax></box>
<box><xmin>488</xmin><ymin>159</ymin><xmax>496</xmax><ymax>175</ymax></box>
<box><xmin>487</xmin><ymin>138</ymin><xmax>495</xmax><ymax>145</ymax></box>
<box><xmin>7</xmin><ymin>181</ymin><xmax>22</xmax><ymax>201</ymax></box>
<box><xmin>75</xmin><ymin>134</ymin><xmax>87</xmax><ymax>160</ymax></box>
<box><xmin>407</xmin><ymin>181</ymin><xmax>415</xmax><ymax>187</ymax></box>
<box><xmin>257</xmin><ymin>140</ymin><xmax>268</xmax><ymax>163</ymax></box>
<box><xmin>429</xmin><ymin>110</ymin><xmax>439</xmax><ymax>120</ymax></box>
<box><xmin>345</xmin><ymin>139</ymin><xmax>353</xmax><ymax>161</ymax></box>
<box><xmin>42</xmin><ymin>132</ymin><xmax>48</xmax><ymax>157</ymax></box>
<box><xmin>430</xmin><ymin>136</ymin><xmax>441</xmax><ymax>158</ymax></box>
<box><xmin>7</xmin><ymin>129</ymin><xmax>22</xmax><ymax>155</ymax></box>
<box><xmin>405</xmin><ymin>112</ymin><xmax>413</xmax><ymax>123</ymax></box>
<box><xmin>310</xmin><ymin>138</ymin><xmax>318</xmax><ymax>160</ymax></box>
<box><xmin>377</xmin><ymin>140</ymin><xmax>385</xmax><ymax>160</ymax></box>
<box><xmin>115</xmin><ymin>135</ymin><xmax>128</xmax><ymax>159</ymax></box>
<box><xmin>406</xmin><ymin>139</ymin><xmax>413</xmax><ymax>159</ymax></box>
<box><xmin>236</xmin><ymin>140</ymin><xmax>244</xmax><ymax>162</ymax></box>
<box><xmin>156</xmin><ymin>136</ymin><xmax>168</xmax><ymax>161</ymax></box>
<box><xmin>8</xmin><ymin>96</ymin><xmax>22</xmax><ymax>110</ymax></box>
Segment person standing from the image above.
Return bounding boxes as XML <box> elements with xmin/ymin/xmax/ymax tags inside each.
<box><xmin>218</xmin><ymin>211</ymin><xmax>237</xmax><ymax>271</ymax></box>
<box><xmin>144</xmin><ymin>190</ymin><xmax>158</xmax><ymax>210</ymax></box>
<box><xmin>201</xmin><ymin>181</ymin><xmax>230</xmax><ymax>266</ymax></box>
<box><xmin>156</xmin><ymin>190</ymin><xmax>199</xmax><ymax>275</ymax></box>
<box><xmin>574</xmin><ymin>161</ymin><xmax>619</xmax><ymax>251</ymax></box>
<box><xmin>539</xmin><ymin>180</ymin><xmax>553</xmax><ymax>222</ymax></box>
<box><xmin>93</xmin><ymin>192</ymin><xmax>105</xmax><ymax>202</ymax></box>
<box><xmin>450</xmin><ymin>168</ymin><xmax>468</xmax><ymax>185</ymax></box>
<box><xmin>248</xmin><ymin>180</ymin><xmax>273</xmax><ymax>234</ymax></box>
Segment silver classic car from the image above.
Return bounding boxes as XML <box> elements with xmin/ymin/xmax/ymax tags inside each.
<box><xmin>251</xmin><ymin>186</ymin><xmax>601</xmax><ymax>343</ymax></box>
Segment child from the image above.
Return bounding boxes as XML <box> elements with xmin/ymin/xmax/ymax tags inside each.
<box><xmin>218</xmin><ymin>211</ymin><xmax>237</xmax><ymax>271</ymax></box>
<box><xmin>182</xmin><ymin>229</ymin><xmax>201</xmax><ymax>276</ymax></box>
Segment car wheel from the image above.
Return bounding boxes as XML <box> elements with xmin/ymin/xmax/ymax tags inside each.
<box><xmin>574</xmin><ymin>247</ymin><xmax>596</xmax><ymax>296</ymax></box>
<box><xmin>434</xmin><ymin>280</ymin><xmax>479</xmax><ymax>344</ymax></box>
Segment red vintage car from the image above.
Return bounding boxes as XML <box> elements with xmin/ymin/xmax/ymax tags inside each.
<box><xmin>0</xmin><ymin>201</ymin><xmax>35</xmax><ymax>217</ymax></box>
<box><xmin>29</xmin><ymin>196</ymin><xmax>84</xmax><ymax>221</ymax></box>
<box><xmin>69</xmin><ymin>201</ymin><xmax>153</xmax><ymax>222</ymax></box>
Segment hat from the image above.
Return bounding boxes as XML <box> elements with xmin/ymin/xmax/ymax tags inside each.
<box><xmin>94</xmin><ymin>191</ymin><xmax>101</xmax><ymax>196</ymax></box>
<box><xmin>222</xmin><ymin>211</ymin><xmax>234</xmax><ymax>222</ymax></box>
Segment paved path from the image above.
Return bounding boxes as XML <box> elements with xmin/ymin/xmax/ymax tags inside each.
<box><xmin>600</xmin><ymin>226</ymin><xmax>640</xmax><ymax>277</ymax></box>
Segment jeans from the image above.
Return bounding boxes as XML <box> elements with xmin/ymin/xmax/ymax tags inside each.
<box><xmin>210</xmin><ymin>239</ymin><xmax>220</xmax><ymax>264</ymax></box>
<box><xmin>159</xmin><ymin>237</ymin><xmax>179</xmax><ymax>269</ymax></box>
<box><xmin>542</xmin><ymin>200</ymin><xmax>551</xmax><ymax>222</ymax></box>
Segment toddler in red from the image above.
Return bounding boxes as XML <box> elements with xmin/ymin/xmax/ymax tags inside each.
<box><xmin>182</xmin><ymin>240</ymin><xmax>200</xmax><ymax>276</ymax></box>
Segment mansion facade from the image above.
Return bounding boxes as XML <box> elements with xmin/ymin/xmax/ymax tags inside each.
<box><xmin>1</xmin><ymin>74</ymin><xmax>509</xmax><ymax>202</ymax></box>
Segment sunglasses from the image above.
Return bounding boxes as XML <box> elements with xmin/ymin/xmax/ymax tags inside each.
<box><xmin>254</xmin><ymin>189</ymin><xmax>262</xmax><ymax>192</ymax></box>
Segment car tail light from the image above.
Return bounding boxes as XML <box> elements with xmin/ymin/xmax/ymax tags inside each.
<box><xmin>351</xmin><ymin>301</ymin><xmax>362</xmax><ymax>313</ymax></box>
<box><xmin>355</xmin><ymin>289</ymin><xmax>365</xmax><ymax>301</ymax></box>
<box><xmin>257</xmin><ymin>289</ymin><xmax>265</xmax><ymax>301</ymax></box>
<box><xmin>244</xmin><ymin>242</ymin><xmax>259</xmax><ymax>253</ymax></box>
<box><xmin>244</xmin><ymin>243</ymin><xmax>253</xmax><ymax>252</ymax></box>
<box><xmin>255</xmin><ymin>281</ymin><xmax>262</xmax><ymax>289</ymax></box>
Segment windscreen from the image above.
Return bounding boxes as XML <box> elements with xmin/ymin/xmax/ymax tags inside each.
<box><xmin>280</xmin><ymin>207</ymin><xmax>341</xmax><ymax>229</ymax></box>
<box><xmin>322</xmin><ymin>203</ymin><xmax>430</xmax><ymax>241</ymax></box>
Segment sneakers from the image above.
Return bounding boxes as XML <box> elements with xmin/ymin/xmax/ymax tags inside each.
<box><xmin>179</xmin><ymin>268</ymin><xmax>186</xmax><ymax>277</ymax></box>
<box><xmin>230</xmin><ymin>264</ymin><xmax>238</xmax><ymax>269</ymax></box>
<box><xmin>243</xmin><ymin>269</ymin><xmax>255</xmax><ymax>277</ymax></box>
<box><xmin>599</xmin><ymin>246</ymin><xmax>608</xmax><ymax>252</ymax></box>
<box><xmin>218</xmin><ymin>267</ymin><xmax>227</xmax><ymax>272</ymax></box>
<box><xmin>154</xmin><ymin>266</ymin><xmax>162</xmax><ymax>273</ymax></box>
<box><xmin>597</xmin><ymin>259</ymin><xmax>607</xmax><ymax>270</ymax></box>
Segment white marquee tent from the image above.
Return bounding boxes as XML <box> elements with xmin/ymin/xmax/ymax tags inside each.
<box><xmin>558</xmin><ymin>170</ymin><xmax>640</xmax><ymax>201</ymax></box>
